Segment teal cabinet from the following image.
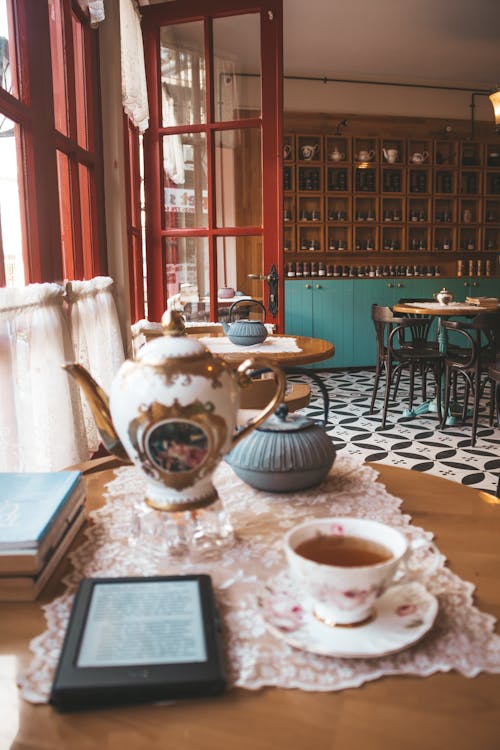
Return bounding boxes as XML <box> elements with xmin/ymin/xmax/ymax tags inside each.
<box><xmin>284</xmin><ymin>279</ymin><xmax>352</xmax><ymax>368</ymax></box>
<box><xmin>285</xmin><ymin>277</ymin><xmax>500</xmax><ymax>370</ymax></box>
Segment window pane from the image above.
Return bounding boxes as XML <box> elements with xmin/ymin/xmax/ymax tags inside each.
<box><xmin>213</xmin><ymin>14</ymin><xmax>261</xmax><ymax>121</ymax></box>
<box><xmin>56</xmin><ymin>150</ymin><xmax>74</xmax><ymax>278</ymax></box>
<box><xmin>216</xmin><ymin>235</ymin><xmax>262</xmax><ymax>319</ymax></box>
<box><xmin>0</xmin><ymin>0</ymin><xmax>18</xmax><ymax>99</ymax></box>
<box><xmin>215</xmin><ymin>128</ymin><xmax>261</xmax><ymax>227</ymax></box>
<box><xmin>160</xmin><ymin>22</ymin><xmax>206</xmax><ymax>127</ymax></box>
<box><xmin>78</xmin><ymin>163</ymin><xmax>93</xmax><ymax>273</ymax></box>
<box><xmin>48</xmin><ymin>0</ymin><xmax>68</xmax><ymax>135</ymax></box>
<box><xmin>72</xmin><ymin>12</ymin><xmax>88</xmax><ymax>149</ymax></box>
<box><xmin>163</xmin><ymin>133</ymin><xmax>207</xmax><ymax>228</ymax></box>
<box><xmin>164</xmin><ymin>236</ymin><xmax>209</xmax><ymax>321</ymax></box>
<box><xmin>0</xmin><ymin>118</ymin><xmax>24</xmax><ymax>285</ymax></box>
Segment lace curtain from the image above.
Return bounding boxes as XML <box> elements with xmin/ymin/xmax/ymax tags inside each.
<box><xmin>120</xmin><ymin>0</ymin><xmax>150</xmax><ymax>132</ymax></box>
<box><xmin>66</xmin><ymin>277</ymin><xmax>125</xmax><ymax>453</ymax></box>
<box><xmin>0</xmin><ymin>278</ymin><xmax>126</xmax><ymax>472</ymax></box>
<box><xmin>0</xmin><ymin>284</ymin><xmax>88</xmax><ymax>472</ymax></box>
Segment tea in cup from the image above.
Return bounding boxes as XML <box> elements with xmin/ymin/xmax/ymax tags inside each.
<box><xmin>284</xmin><ymin>517</ymin><xmax>412</xmax><ymax>625</ymax></box>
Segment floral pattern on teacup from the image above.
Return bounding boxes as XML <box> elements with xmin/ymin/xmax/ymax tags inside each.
<box><xmin>311</xmin><ymin>581</ymin><xmax>384</xmax><ymax>612</ymax></box>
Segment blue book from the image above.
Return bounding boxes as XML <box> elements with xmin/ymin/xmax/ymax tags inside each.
<box><xmin>0</xmin><ymin>471</ymin><xmax>83</xmax><ymax>550</ymax></box>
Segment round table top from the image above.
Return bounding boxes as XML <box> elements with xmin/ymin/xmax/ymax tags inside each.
<box><xmin>192</xmin><ymin>333</ymin><xmax>335</xmax><ymax>366</ymax></box>
<box><xmin>3</xmin><ymin>460</ymin><xmax>500</xmax><ymax>750</ymax></box>
<box><xmin>394</xmin><ymin>301</ymin><xmax>496</xmax><ymax>316</ymax></box>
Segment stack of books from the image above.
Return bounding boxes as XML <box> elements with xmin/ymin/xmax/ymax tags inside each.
<box><xmin>0</xmin><ymin>471</ymin><xmax>86</xmax><ymax>601</ymax></box>
<box><xmin>465</xmin><ymin>296</ymin><xmax>499</xmax><ymax>308</ymax></box>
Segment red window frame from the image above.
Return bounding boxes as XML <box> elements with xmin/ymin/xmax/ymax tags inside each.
<box><xmin>0</xmin><ymin>0</ymin><xmax>106</xmax><ymax>286</ymax></box>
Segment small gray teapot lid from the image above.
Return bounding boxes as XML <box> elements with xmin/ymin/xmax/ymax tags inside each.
<box><xmin>256</xmin><ymin>403</ymin><xmax>314</xmax><ymax>432</ymax></box>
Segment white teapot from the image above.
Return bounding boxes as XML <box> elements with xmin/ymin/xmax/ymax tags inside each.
<box><xmin>410</xmin><ymin>151</ymin><xmax>429</xmax><ymax>164</ymax></box>
<box><xmin>329</xmin><ymin>147</ymin><xmax>345</xmax><ymax>162</ymax></box>
<box><xmin>300</xmin><ymin>143</ymin><xmax>319</xmax><ymax>160</ymax></box>
<box><xmin>356</xmin><ymin>149</ymin><xmax>375</xmax><ymax>162</ymax></box>
<box><xmin>64</xmin><ymin>310</ymin><xmax>285</xmax><ymax>512</ymax></box>
<box><xmin>383</xmin><ymin>148</ymin><xmax>399</xmax><ymax>164</ymax></box>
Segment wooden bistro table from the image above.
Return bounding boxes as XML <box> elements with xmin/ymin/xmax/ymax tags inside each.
<box><xmin>193</xmin><ymin>332</ymin><xmax>335</xmax><ymax>424</ymax></box>
<box><xmin>2</xmin><ymin>461</ymin><xmax>500</xmax><ymax>750</ymax></box>
<box><xmin>393</xmin><ymin>300</ymin><xmax>496</xmax><ymax>423</ymax></box>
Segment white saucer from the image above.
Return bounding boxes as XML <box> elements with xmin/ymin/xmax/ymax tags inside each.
<box><xmin>257</xmin><ymin>571</ymin><xmax>438</xmax><ymax>659</ymax></box>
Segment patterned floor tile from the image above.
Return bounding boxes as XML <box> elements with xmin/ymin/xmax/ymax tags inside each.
<box><xmin>296</xmin><ymin>369</ymin><xmax>500</xmax><ymax>495</ymax></box>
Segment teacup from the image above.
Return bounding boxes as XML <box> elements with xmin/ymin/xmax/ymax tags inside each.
<box><xmin>300</xmin><ymin>144</ymin><xmax>319</xmax><ymax>160</ymax></box>
<box><xmin>284</xmin><ymin>517</ymin><xmax>413</xmax><ymax>625</ymax></box>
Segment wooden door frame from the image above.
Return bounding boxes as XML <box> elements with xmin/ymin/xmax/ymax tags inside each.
<box><xmin>141</xmin><ymin>0</ymin><xmax>283</xmax><ymax>328</ymax></box>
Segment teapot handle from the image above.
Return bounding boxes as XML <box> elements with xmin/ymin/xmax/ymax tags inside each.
<box><xmin>232</xmin><ymin>358</ymin><xmax>286</xmax><ymax>447</ymax></box>
<box><xmin>228</xmin><ymin>298</ymin><xmax>267</xmax><ymax>322</ymax></box>
<box><xmin>422</xmin><ymin>151</ymin><xmax>429</xmax><ymax>161</ymax></box>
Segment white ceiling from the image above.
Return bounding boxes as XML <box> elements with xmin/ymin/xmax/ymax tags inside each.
<box><xmin>142</xmin><ymin>0</ymin><xmax>500</xmax><ymax>91</ymax></box>
<box><xmin>283</xmin><ymin>0</ymin><xmax>500</xmax><ymax>91</ymax></box>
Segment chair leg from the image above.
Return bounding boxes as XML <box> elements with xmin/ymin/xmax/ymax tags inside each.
<box><xmin>381</xmin><ymin>363</ymin><xmax>392</xmax><ymax>429</ymax></box>
<box><xmin>470</xmin><ymin>374</ymin><xmax>482</xmax><ymax>446</ymax></box>
<box><xmin>440</xmin><ymin>365</ymin><xmax>452</xmax><ymax>429</ymax></box>
<box><xmin>408</xmin><ymin>365</ymin><xmax>415</xmax><ymax>410</ymax></box>
<box><xmin>422</xmin><ymin>362</ymin><xmax>427</xmax><ymax>402</ymax></box>
<box><xmin>369</xmin><ymin>360</ymin><xmax>382</xmax><ymax>414</ymax></box>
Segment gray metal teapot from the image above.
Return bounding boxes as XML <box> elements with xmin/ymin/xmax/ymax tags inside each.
<box><xmin>222</xmin><ymin>299</ymin><xmax>268</xmax><ymax>346</ymax></box>
<box><xmin>225</xmin><ymin>404</ymin><xmax>336</xmax><ymax>491</ymax></box>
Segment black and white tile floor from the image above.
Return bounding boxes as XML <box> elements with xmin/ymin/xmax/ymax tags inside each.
<box><xmin>299</xmin><ymin>369</ymin><xmax>500</xmax><ymax>495</ymax></box>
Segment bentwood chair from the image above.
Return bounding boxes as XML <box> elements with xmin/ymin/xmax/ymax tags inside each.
<box><xmin>440</xmin><ymin>312</ymin><xmax>500</xmax><ymax>446</ymax></box>
<box><xmin>369</xmin><ymin>304</ymin><xmax>444</xmax><ymax>429</ymax></box>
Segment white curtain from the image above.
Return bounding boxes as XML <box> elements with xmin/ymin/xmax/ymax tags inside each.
<box><xmin>120</xmin><ymin>0</ymin><xmax>150</xmax><ymax>132</ymax></box>
<box><xmin>66</xmin><ymin>277</ymin><xmax>126</xmax><ymax>453</ymax></box>
<box><xmin>0</xmin><ymin>284</ymin><xmax>89</xmax><ymax>472</ymax></box>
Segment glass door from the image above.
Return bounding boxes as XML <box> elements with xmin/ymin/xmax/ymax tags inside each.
<box><xmin>142</xmin><ymin>0</ymin><xmax>283</xmax><ymax>328</ymax></box>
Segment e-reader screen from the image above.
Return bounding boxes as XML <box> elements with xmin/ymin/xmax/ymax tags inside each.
<box><xmin>77</xmin><ymin>579</ymin><xmax>207</xmax><ymax>667</ymax></box>
<box><xmin>50</xmin><ymin>575</ymin><xmax>226</xmax><ymax>710</ymax></box>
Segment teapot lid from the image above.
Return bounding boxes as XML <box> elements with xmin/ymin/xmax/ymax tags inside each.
<box><xmin>138</xmin><ymin>309</ymin><xmax>209</xmax><ymax>362</ymax></box>
<box><xmin>256</xmin><ymin>403</ymin><xmax>315</xmax><ymax>433</ymax></box>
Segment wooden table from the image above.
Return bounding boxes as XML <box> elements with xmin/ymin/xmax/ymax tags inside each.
<box><xmin>191</xmin><ymin>332</ymin><xmax>335</xmax><ymax>367</ymax></box>
<box><xmin>3</xmin><ymin>462</ymin><xmax>500</xmax><ymax>750</ymax></box>
<box><xmin>393</xmin><ymin>301</ymin><xmax>495</xmax><ymax>422</ymax></box>
<box><xmin>195</xmin><ymin>333</ymin><xmax>334</xmax><ymax>424</ymax></box>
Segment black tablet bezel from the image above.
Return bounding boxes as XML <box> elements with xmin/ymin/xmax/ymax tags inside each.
<box><xmin>50</xmin><ymin>574</ymin><xmax>226</xmax><ymax>711</ymax></box>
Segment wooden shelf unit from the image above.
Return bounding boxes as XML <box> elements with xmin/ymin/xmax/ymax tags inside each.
<box><xmin>283</xmin><ymin>114</ymin><xmax>500</xmax><ymax>278</ymax></box>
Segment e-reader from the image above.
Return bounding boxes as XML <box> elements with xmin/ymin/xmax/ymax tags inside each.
<box><xmin>50</xmin><ymin>574</ymin><xmax>226</xmax><ymax>711</ymax></box>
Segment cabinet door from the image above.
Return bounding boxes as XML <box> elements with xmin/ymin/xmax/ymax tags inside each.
<box><xmin>312</xmin><ymin>280</ymin><xmax>353</xmax><ymax>368</ymax></box>
<box><xmin>393</xmin><ymin>277</ymin><xmax>436</xmax><ymax>301</ymax></box>
<box><xmin>284</xmin><ymin>280</ymin><xmax>313</xmax><ymax>337</ymax></box>
<box><xmin>468</xmin><ymin>277</ymin><xmax>500</xmax><ymax>298</ymax></box>
<box><xmin>352</xmin><ymin>279</ymin><xmax>396</xmax><ymax>367</ymax></box>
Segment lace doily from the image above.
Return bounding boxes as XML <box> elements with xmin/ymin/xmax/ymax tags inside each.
<box><xmin>199</xmin><ymin>335</ymin><xmax>301</xmax><ymax>354</ymax></box>
<box><xmin>20</xmin><ymin>458</ymin><xmax>500</xmax><ymax>703</ymax></box>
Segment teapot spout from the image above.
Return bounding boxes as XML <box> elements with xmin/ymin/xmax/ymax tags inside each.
<box><xmin>63</xmin><ymin>363</ymin><xmax>130</xmax><ymax>463</ymax></box>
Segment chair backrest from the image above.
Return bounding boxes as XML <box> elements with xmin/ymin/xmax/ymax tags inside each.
<box><xmin>472</xmin><ymin>311</ymin><xmax>500</xmax><ymax>359</ymax></box>
<box><xmin>371</xmin><ymin>304</ymin><xmax>400</xmax><ymax>357</ymax></box>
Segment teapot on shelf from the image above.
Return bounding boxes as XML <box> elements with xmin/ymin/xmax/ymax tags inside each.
<box><xmin>383</xmin><ymin>148</ymin><xmax>399</xmax><ymax>164</ymax></box>
<box><xmin>410</xmin><ymin>151</ymin><xmax>429</xmax><ymax>164</ymax></box>
<box><xmin>64</xmin><ymin>309</ymin><xmax>285</xmax><ymax>513</ymax></box>
<box><xmin>300</xmin><ymin>143</ymin><xmax>319</xmax><ymax>160</ymax></box>
<box><xmin>222</xmin><ymin>299</ymin><xmax>268</xmax><ymax>346</ymax></box>
<box><xmin>329</xmin><ymin>147</ymin><xmax>345</xmax><ymax>162</ymax></box>
<box><xmin>356</xmin><ymin>149</ymin><xmax>375</xmax><ymax>162</ymax></box>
